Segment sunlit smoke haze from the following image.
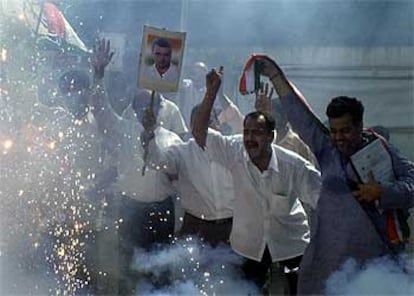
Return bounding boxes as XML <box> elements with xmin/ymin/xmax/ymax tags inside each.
<box><xmin>326</xmin><ymin>255</ymin><xmax>414</xmax><ymax>295</ymax></box>
<box><xmin>0</xmin><ymin>0</ymin><xmax>413</xmax><ymax>294</ymax></box>
<box><xmin>131</xmin><ymin>237</ymin><xmax>259</xmax><ymax>295</ymax></box>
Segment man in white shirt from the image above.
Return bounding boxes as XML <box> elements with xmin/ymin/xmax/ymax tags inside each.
<box><xmin>90</xmin><ymin>39</ymin><xmax>188</xmax><ymax>294</ymax></box>
<box><xmin>141</xmin><ymin>38</ymin><xmax>179</xmax><ymax>83</ymax></box>
<box><xmin>141</xmin><ymin>104</ymin><xmax>236</xmax><ymax>247</ymax></box>
<box><xmin>191</xmin><ymin>68</ymin><xmax>321</xmax><ymax>295</ymax></box>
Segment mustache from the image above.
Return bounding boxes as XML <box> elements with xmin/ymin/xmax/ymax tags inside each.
<box><xmin>244</xmin><ymin>141</ymin><xmax>258</xmax><ymax>146</ymax></box>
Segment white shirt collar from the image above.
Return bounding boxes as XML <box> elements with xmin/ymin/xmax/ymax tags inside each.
<box><xmin>243</xmin><ymin>144</ymin><xmax>279</xmax><ymax>173</ymax></box>
<box><xmin>268</xmin><ymin>145</ymin><xmax>279</xmax><ymax>172</ymax></box>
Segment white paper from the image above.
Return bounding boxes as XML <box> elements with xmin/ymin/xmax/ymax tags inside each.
<box><xmin>350</xmin><ymin>139</ymin><xmax>395</xmax><ymax>184</ymax></box>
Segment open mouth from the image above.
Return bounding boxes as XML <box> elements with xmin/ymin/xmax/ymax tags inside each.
<box><xmin>245</xmin><ymin>142</ymin><xmax>258</xmax><ymax>150</ymax></box>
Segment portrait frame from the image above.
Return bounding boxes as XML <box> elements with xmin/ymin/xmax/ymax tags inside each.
<box><xmin>137</xmin><ymin>25</ymin><xmax>186</xmax><ymax>92</ymax></box>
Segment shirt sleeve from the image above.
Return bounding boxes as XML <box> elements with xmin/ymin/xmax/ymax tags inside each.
<box><xmin>204</xmin><ymin>128</ymin><xmax>242</xmax><ymax>169</ymax></box>
<box><xmin>160</xmin><ymin>100</ymin><xmax>189</xmax><ymax>136</ymax></box>
<box><xmin>294</xmin><ymin>158</ymin><xmax>322</xmax><ymax>209</ymax></box>
<box><xmin>146</xmin><ymin>135</ymin><xmax>181</xmax><ymax>177</ymax></box>
<box><xmin>280</xmin><ymin>92</ymin><xmax>332</xmax><ymax>163</ymax></box>
<box><xmin>116</xmin><ymin>125</ymin><xmax>182</xmax><ymax>200</ymax></box>
<box><xmin>379</xmin><ymin>144</ymin><xmax>414</xmax><ymax>209</ymax></box>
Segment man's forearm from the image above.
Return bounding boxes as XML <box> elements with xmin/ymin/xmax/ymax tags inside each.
<box><xmin>192</xmin><ymin>92</ymin><xmax>215</xmax><ymax>148</ymax></box>
<box><xmin>90</xmin><ymin>78</ymin><xmax>120</xmax><ymax>135</ymax></box>
<box><xmin>267</xmin><ymin>62</ymin><xmax>329</xmax><ymax>156</ymax></box>
<box><xmin>269</xmin><ymin>73</ymin><xmax>295</xmax><ymax>98</ymax></box>
<box><xmin>91</xmin><ymin>77</ymin><xmax>106</xmax><ymax>111</ymax></box>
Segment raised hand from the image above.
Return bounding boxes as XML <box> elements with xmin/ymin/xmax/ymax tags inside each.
<box><xmin>205</xmin><ymin>66</ymin><xmax>223</xmax><ymax>100</ymax></box>
<box><xmin>257</xmin><ymin>56</ymin><xmax>282</xmax><ymax>80</ymax></box>
<box><xmin>140</xmin><ymin>116</ymin><xmax>156</xmax><ymax>152</ymax></box>
<box><xmin>91</xmin><ymin>38</ymin><xmax>115</xmax><ymax>79</ymax></box>
<box><xmin>141</xmin><ymin>105</ymin><xmax>157</xmax><ymax>133</ymax></box>
<box><xmin>140</xmin><ymin>91</ymin><xmax>157</xmax><ymax>146</ymax></box>
<box><xmin>255</xmin><ymin>82</ymin><xmax>274</xmax><ymax>114</ymax></box>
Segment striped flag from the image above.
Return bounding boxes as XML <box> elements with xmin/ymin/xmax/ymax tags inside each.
<box><xmin>23</xmin><ymin>1</ymin><xmax>90</xmax><ymax>55</ymax></box>
<box><xmin>239</xmin><ymin>53</ymin><xmax>267</xmax><ymax>95</ymax></box>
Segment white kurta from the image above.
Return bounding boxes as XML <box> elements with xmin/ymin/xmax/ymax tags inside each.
<box><xmin>112</xmin><ymin>97</ymin><xmax>188</xmax><ymax>201</ymax></box>
<box><xmin>204</xmin><ymin>129</ymin><xmax>321</xmax><ymax>262</ymax></box>
<box><xmin>147</xmin><ymin>137</ymin><xmax>235</xmax><ymax>220</ymax></box>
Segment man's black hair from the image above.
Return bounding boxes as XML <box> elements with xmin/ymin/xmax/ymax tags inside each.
<box><xmin>326</xmin><ymin>96</ymin><xmax>364</xmax><ymax>126</ymax></box>
<box><xmin>152</xmin><ymin>38</ymin><xmax>172</xmax><ymax>51</ymax></box>
<box><xmin>58</xmin><ymin>70</ymin><xmax>90</xmax><ymax>93</ymax></box>
<box><xmin>244</xmin><ymin>111</ymin><xmax>276</xmax><ymax>133</ymax></box>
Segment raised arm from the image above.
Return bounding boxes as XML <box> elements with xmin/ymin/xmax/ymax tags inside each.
<box><xmin>258</xmin><ymin>58</ymin><xmax>294</xmax><ymax>98</ymax></box>
<box><xmin>89</xmin><ymin>38</ymin><xmax>120</xmax><ymax>135</ymax></box>
<box><xmin>257</xmin><ymin>56</ymin><xmax>330</xmax><ymax>158</ymax></box>
<box><xmin>192</xmin><ymin>67</ymin><xmax>222</xmax><ymax>148</ymax></box>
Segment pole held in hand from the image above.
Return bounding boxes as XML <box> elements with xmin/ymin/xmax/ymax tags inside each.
<box><xmin>141</xmin><ymin>90</ymin><xmax>156</xmax><ymax>176</ymax></box>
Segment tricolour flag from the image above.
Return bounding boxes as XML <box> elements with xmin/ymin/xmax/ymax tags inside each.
<box><xmin>23</xmin><ymin>1</ymin><xmax>90</xmax><ymax>55</ymax></box>
<box><xmin>239</xmin><ymin>53</ymin><xmax>267</xmax><ymax>95</ymax></box>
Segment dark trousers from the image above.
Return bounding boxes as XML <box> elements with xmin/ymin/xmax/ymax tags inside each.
<box><xmin>242</xmin><ymin>246</ymin><xmax>302</xmax><ymax>295</ymax></box>
<box><xmin>179</xmin><ymin>212</ymin><xmax>232</xmax><ymax>247</ymax></box>
<box><xmin>119</xmin><ymin>195</ymin><xmax>175</xmax><ymax>251</ymax></box>
<box><xmin>115</xmin><ymin>195</ymin><xmax>175</xmax><ymax>294</ymax></box>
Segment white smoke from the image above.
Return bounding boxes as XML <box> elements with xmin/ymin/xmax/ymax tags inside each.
<box><xmin>131</xmin><ymin>237</ymin><xmax>260</xmax><ymax>296</ymax></box>
<box><xmin>326</xmin><ymin>254</ymin><xmax>414</xmax><ymax>295</ymax></box>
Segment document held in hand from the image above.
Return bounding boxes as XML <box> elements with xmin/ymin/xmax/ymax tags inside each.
<box><xmin>350</xmin><ymin>138</ymin><xmax>395</xmax><ymax>184</ymax></box>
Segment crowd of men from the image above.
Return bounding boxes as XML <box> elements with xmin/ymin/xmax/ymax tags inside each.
<box><xmin>24</xmin><ymin>37</ymin><xmax>414</xmax><ymax>296</ymax></box>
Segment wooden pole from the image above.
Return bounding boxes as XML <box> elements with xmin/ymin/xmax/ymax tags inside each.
<box><xmin>35</xmin><ymin>1</ymin><xmax>46</xmax><ymax>37</ymax></box>
<box><xmin>141</xmin><ymin>90</ymin><xmax>156</xmax><ymax>176</ymax></box>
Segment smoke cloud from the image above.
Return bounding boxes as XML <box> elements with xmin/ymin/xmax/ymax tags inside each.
<box><xmin>326</xmin><ymin>255</ymin><xmax>414</xmax><ymax>295</ymax></box>
<box><xmin>131</xmin><ymin>237</ymin><xmax>260</xmax><ymax>295</ymax></box>
<box><xmin>0</xmin><ymin>0</ymin><xmax>413</xmax><ymax>294</ymax></box>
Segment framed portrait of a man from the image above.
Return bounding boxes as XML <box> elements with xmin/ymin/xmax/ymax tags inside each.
<box><xmin>138</xmin><ymin>25</ymin><xmax>186</xmax><ymax>92</ymax></box>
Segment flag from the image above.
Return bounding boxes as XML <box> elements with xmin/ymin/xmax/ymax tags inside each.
<box><xmin>239</xmin><ymin>54</ymin><xmax>267</xmax><ymax>95</ymax></box>
<box><xmin>23</xmin><ymin>1</ymin><xmax>90</xmax><ymax>55</ymax></box>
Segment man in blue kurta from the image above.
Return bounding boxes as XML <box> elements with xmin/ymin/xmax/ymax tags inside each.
<box><xmin>256</xmin><ymin>55</ymin><xmax>414</xmax><ymax>294</ymax></box>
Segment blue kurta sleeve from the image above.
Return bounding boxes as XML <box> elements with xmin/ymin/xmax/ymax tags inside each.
<box><xmin>379</xmin><ymin>144</ymin><xmax>414</xmax><ymax>209</ymax></box>
<box><xmin>279</xmin><ymin>91</ymin><xmax>333</xmax><ymax>164</ymax></box>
